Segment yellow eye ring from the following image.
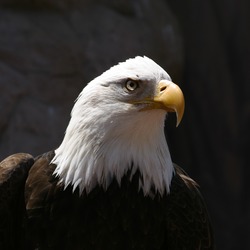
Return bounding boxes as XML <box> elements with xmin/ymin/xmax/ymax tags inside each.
<box><xmin>125</xmin><ymin>80</ymin><xmax>139</xmax><ymax>91</ymax></box>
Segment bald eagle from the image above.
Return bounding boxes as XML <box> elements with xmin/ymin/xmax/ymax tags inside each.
<box><xmin>0</xmin><ymin>56</ymin><xmax>214</xmax><ymax>250</ymax></box>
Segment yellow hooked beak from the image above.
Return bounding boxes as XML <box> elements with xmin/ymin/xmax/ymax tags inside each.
<box><xmin>140</xmin><ymin>80</ymin><xmax>185</xmax><ymax>127</ymax></box>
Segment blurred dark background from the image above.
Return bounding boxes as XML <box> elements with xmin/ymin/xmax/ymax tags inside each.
<box><xmin>0</xmin><ymin>1</ymin><xmax>249</xmax><ymax>249</ymax></box>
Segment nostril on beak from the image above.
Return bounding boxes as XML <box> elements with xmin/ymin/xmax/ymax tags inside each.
<box><xmin>160</xmin><ymin>85</ymin><xmax>167</xmax><ymax>92</ymax></box>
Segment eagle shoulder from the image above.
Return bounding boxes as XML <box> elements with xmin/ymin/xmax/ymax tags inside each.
<box><xmin>166</xmin><ymin>164</ymin><xmax>215</xmax><ymax>249</ymax></box>
<box><xmin>0</xmin><ymin>153</ymin><xmax>34</xmax><ymax>250</ymax></box>
<box><xmin>25</xmin><ymin>150</ymin><xmax>59</xmax><ymax>210</ymax></box>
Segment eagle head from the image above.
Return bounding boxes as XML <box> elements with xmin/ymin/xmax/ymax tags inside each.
<box><xmin>52</xmin><ymin>56</ymin><xmax>184</xmax><ymax>196</ymax></box>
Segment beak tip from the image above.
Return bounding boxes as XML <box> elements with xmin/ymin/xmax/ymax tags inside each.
<box><xmin>175</xmin><ymin>104</ymin><xmax>184</xmax><ymax>127</ymax></box>
<box><xmin>176</xmin><ymin>116</ymin><xmax>181</xmax><ymax>127</ymax></box>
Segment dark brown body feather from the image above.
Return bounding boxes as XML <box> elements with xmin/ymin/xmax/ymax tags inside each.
<box><xmin>0</xmin><ymin>151</ymin><xmax>214</xmax><ymax>250</ymax></box>
<box><xmin>0</xmin><ymin>153</ymin><xmax>34</xmax><ymax>250</ymax></box>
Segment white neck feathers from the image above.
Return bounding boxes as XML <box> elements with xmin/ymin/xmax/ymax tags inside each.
<box><xmin>52</xmin><ymin>99</ymin><xmax>174</xmax><ymax>197</ymax></box>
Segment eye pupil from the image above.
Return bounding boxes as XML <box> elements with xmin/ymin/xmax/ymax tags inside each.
<box><xmin>125</xmin><ymin>80</ymin><xmax>138</xmax><ymax>91</ymax></box>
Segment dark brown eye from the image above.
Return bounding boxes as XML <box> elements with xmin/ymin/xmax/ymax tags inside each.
<box><xmin>125</xmin><ymin>80</ymin><xmax>139</xmax><ymax>91</ymax></box>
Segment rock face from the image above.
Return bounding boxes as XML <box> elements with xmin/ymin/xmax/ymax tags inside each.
<box><xmin>0</xmin><ymin>0</ymin><xmax>249</xmax><ymax>249</ymax></box>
